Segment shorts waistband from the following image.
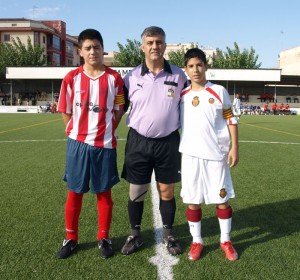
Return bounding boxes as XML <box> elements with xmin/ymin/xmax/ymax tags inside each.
<box><xmin>129</xmin><ymin>128</ymin><xmax>178</xmax><ymax>141</ymax></box>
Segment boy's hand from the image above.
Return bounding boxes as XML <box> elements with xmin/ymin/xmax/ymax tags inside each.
<box><xmin>227</xmin><ymin>147</ymin><xmax>239</xmax><ymax>168</ymax></box>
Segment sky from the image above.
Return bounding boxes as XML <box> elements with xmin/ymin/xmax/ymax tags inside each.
<box><xmin>1</xmin><ymin>0</ymin><xmax>300</xmax><ymax>68</ymax></box>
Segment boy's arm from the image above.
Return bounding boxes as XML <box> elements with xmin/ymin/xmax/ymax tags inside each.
<box><xmin>114</xmin><ymin>106</ymin><xmax>124</xmax><ymax>129</ymax></box>
<box><xmin>62</xmin><ymin>113</ymin><xmax>72</xmax><ymax>127</ymax></box>
<box><xmin>227</xmin><ymin>124</ymin><xmax>239</xmax><ymax>168</ymax></box>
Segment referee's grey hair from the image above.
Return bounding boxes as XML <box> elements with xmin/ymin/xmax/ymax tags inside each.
<box><xmin>141</xmin><ymin>26</ymin><xmax>166</xmax><ymax>40</ymax></box>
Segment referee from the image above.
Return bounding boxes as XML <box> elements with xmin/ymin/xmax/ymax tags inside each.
<box><xmin>121</xmin><ymin>26</ymin><xmax>188</xmax><ymax>256</ymax></box>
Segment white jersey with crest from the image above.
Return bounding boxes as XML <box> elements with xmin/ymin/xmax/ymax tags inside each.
<box><xmin>179</xmin><ymin>81</ymin><xmax>237</xmax><ymax>161</ymax></box>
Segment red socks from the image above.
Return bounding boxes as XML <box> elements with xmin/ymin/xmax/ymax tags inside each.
<box><xmin>97</xmin><ymin>190</ymin><xmax>113</xmax><ymax>240</ymax></box>
<box><xmin>65</xmin><ymin>190</ymin><xmax>113</xmax><ymax>241</ymax></box>
<box><xmin>65</xmin><ymin>190</ymin><xmax>83</xmax><ymax>240</ymax></box>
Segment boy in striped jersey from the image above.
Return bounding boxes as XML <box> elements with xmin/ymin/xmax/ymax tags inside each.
<box><xmin>57</xmin><ymin>29</ymin><xmax>125</xmax><ymax>259</ymax></box>
<box><xmin>179</xmin><ymin>48</ymin><xmax>239</xmax><ymax>261</ymax></box>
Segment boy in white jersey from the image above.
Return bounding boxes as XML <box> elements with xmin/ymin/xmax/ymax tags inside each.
<box><xmin>56</xmin><ymin>29</ymin><xmax>125</xmax><ymax>259</ymax></box>
<box><xmin>179</xmin><ymin>48</ymin><xmax>239</xmax><ymax>261</ymax></box>
<box><xmin>232</xmin><ymin>93</ymin><xmax>241</xmax><ymax>118</ymax></box>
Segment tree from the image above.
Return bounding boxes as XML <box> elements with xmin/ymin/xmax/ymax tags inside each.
<box><xmin>0</xmin><ymin>36</ymin><xmax>46</xmax><ymax>76</ymax></box>
<box><xmin>210</xmin><ymin>42</ymin><xmax>261</xmax><ymax>69</ymax></box>
<box><xmin>168</xmin><ymin>43</ymin><xmax>198</xmax><ymax>67</ymax></box>
<box><xmin>112</xmin><ymin>39</ymin><xmax>144</xmax><ymax>67</ymax></box>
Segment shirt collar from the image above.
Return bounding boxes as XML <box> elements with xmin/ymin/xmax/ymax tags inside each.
<box><xmin>141</xmin><ymin>59</ymin><xmax>173</xmax><ymax>76</ymax></box>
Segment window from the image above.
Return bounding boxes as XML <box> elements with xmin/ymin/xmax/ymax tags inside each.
<box><xmin>4</xmin><ymin>34</ymin><xmax>10</xmax><ymax>41</ymax></box>
<box><xmin>66</xmin><ymin>41</ymin><xmax>74</xmax><ymax>55</ymax></box>
<box><xmin>53</xmin><ymin>35</ymin><xmax>61</xmax><ymax>50</ymax></box>
<box><xmin>43</xmin><ymin>36</ymin><xmax>46</xmax><ymax>44</ymax></box>
<box><xmin>52</xmin><ymin>53</ymin><xmax>61</xmax><ymax>66</ymax></box>
<box><xmin>34</xmin><ymin>32</ymin><xmax>40</xmax><ymax>45</ymax></box>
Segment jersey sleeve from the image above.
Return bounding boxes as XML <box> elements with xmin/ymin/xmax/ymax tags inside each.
<box><xmin>57</xmin><ymin>73</ymin><xmax>73</xmax><ymax>114</ymax></box>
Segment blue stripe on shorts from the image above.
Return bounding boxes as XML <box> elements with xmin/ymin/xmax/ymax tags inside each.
<box><xmin>63</xmin><ymin>138</ymin><xmax>120</xmax><ymax>193</ymax></box>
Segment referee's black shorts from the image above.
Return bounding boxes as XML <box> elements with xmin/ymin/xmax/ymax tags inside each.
<box><xmin>121</xmin><ymin>128</ymin><xmax>181</xmax><ymax>185</ymax></box>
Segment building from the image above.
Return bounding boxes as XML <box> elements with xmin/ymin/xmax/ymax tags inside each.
<box><xmin>103</xmin><ymin>43</ymin><xmax>217</xmax><ymax>67</ymax></box>
<box><xmin>0</xmin><ymin>18</ymin><xmax>80</xmax><ymax>66</ymax></box>
<box><xmin>279</xmin><ymin>46</ymin><xmax>300</xmax><ymax>75</ymax></box>
<box><xmin>164</xmin><ymin>43</ymin><xmax>216</xmax><ymax>63</ymax></box>
<box><xmin>1</xmin><ymin>18</ymin><xmax>300</xmax><ymax>111</ymax></box>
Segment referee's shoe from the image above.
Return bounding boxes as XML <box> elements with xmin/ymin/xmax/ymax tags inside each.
<box><xmin>121</xmin><ymin>235</ymin><xmax>144</xmax><ymax>255</ymax></box>
<box><xmin>163</xmin><ymin>236</ymin><xmax>182</xmax><ymax>256</ymax></box>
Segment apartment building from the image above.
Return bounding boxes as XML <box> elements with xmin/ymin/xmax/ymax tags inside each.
<box><xmin>0</xmin><ymin>18</ymin><xmax>80</xmax><ymax>66</ymax></box>
<box><xmin>279</xmin><ymin>46</ymin><xmax>300</xmax><ymax>75</ymax></box>
<box><xmin>165</xmin><ymin>43</ymin><xmax>216</xmax><ymax>62</ymax></box>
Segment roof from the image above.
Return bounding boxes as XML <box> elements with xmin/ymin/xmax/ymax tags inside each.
<box><xmin>5</xmin><ymin>66</ymin><xmax>282</xmax><ymax>81</ymax></box>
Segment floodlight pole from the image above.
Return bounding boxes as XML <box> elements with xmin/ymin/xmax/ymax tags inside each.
<box><xmin>51</xmin><ymin>80</ymin><xmax>54</xmax><ymax>103</ymax></box>
<box><xmin>10</xmin><ymin>79</ymin><xmax>12</xmax><ymax>106</ymax></box>
<box><xmin>233</xmin><ymin>82</ymin><xmax>236</xmax><ymax>98</ymax></box>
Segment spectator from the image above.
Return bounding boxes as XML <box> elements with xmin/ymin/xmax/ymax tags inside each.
<box><xmin>46</xmin><ymin>102</ymin><xmax>51</xmax><ymax>112</ymax></box>
<box><xmin>271</xmin><ymin>102</ymin><xmax>278</xmax><ymax>114</ymax></box>
<box><xmin>232</xmin><ymin>94</ymin><xmax>241</xmax><ymax>119</ymax></box>
<box><xmin>278</xmin><ymin>103</ymin><xmax>284</xmax><ymax>115</ymax></box>
<box><xmin>242</xmin><ymin>103</ymin><xmax>249</xmax><ymax>115</ymax></box>
<box><xmin>285</xmin><ymin>103</ymin><xmax>290</xmax><ymax>115</ymax></box>
<box><xmin>263</xmin><ymin>102</ymin><xmax>270</xmax><ymax>114</ymax></box>
<box><xmin>256</xmin><ymin>105</ymin><xmax>262</xmax><ymax>115</ymax></box>
<box><xmin>249</xmin><ymin>105</ymin><xmax>255</xmax><ymax>115</ymax></box>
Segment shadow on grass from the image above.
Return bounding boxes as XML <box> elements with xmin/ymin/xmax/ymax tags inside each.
<box><xmin>73</xmin><ymin>198</ymin><xmax>299</xmax><ymax>258</ymax></box>
<box><xmin>174</xmin><ymin>198</ymin><xmax>300</xmax><ymax>258</ymax></box>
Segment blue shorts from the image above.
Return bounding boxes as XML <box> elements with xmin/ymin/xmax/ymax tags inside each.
<box><xmin>63</xmin><ymin>138</ymin><xmax>120</xmax><ymax>194</ymax></box>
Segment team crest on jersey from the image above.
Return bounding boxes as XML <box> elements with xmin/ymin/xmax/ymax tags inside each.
<box><xmin>219</xmin><ymin>188</ymin><xmax>227</xmax><ymax>198</ymax></box>
<box><xmin>75</xmin><ymin>101</ymin><xmax>108</xmax><ymax>113</ymax></box>
<box><xmin>91</xmin><ymin>105</ymin><xmax>108</xmax><ymax>113</ymax></box>
<box><xmin>168</xmin><ymin>88</ymin><xmax>175</xmax><ymax>97</ymax></box>
<box><xmin>208</xmin><ymin>98</ymin><xmax>215</xmax><ymax>104</ymax></box>
<box><xmin>192</xmin><ymin>96</ymin><xmax>199</xmax><ymax>106</ymax></box>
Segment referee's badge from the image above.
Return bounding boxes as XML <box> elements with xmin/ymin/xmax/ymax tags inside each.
<box><xmin>192</xmin><ymin>96</ymin><xmax>199</xmax><ymax>106</ymax></box>
<box><xmin>219</xmin><ymin>188</ymin><xmax>227</xmax><ymax>198</ymax></box>
<box><xmin>209</xmin><ymin>98</ymin><xmax>215</xmax><ymax>104</ymax></box>
<box><xmin>168</xmin><ymin>87</ymin><xmax>175</xmax><ymax>97</ymax></box>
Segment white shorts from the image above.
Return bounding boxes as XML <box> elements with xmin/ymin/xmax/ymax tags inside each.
<box><xmin>233</xmin><ymin>108</ymin><xmax>241</xmax><ymax>116</ymax></box>
<box><xmin>180</xmin><ymin>154</ymin><xmax>235</xmax><ymax>205</ymax></box>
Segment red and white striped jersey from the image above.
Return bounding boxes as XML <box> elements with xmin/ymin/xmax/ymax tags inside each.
<box><xmin>179</xmin><ymin>81</ymin><xmax>238</xmax><ymax>160</ymax></box>
<box><xmin>58</xmin><ymin>65</ymin><xmax>125</xmax><ymax>148</ymax></box>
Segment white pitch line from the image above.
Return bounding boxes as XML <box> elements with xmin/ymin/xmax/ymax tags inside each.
<box><xmin>0</xmin><ymin>138</ymin><xmax>299</xmax><ymax>145</ymax></box>
<box><xmin>149</xmin><ymin>173</ymin><xmax>179</xmax><ymax>280</ymax></box>
<box><xmin>0</xmin><ymin>139</ymin><xmax>67</xmax><ymax>143</ymax></box>
<box><xmin>0</xmin><ymin>138</ymin><xmax>127</xmax><ymax>143</ymax></box>
<box><xmin>239</xmin><ymin>140</ymin><xmax>300</xmax><ymax>145</ymax></box>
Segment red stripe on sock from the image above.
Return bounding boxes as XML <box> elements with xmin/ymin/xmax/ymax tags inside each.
<box><xmin>186</xmin><ymin>208</ymin><xmax>202</xmax><ymax>222</ymax></box>
<box><xmin>216</xmin><ymin>206</ymin><xmax>232</xmax><ymax>219</ymax></box>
